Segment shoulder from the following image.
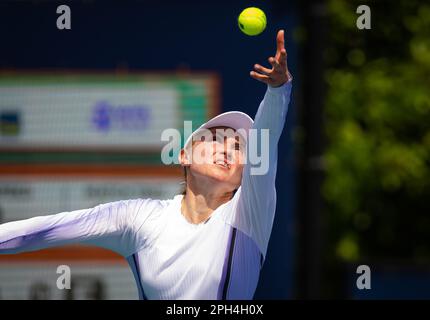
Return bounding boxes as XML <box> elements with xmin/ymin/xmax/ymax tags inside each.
<box><xmin>123</xmin><ymin>195</ymin><xmax>180</xmax><ymax>224</ymax></box>
<box><xmin>122</xmin><ymin>195</ymin><xmax>180</xmax><ymax>249</ymax></box>
<box><xmin>124</xmin><ymin>197</ymin><xmax>170</xmax><ymax>210</ymax></box>
<box><xmin>130</xmin><ymin>194</ymin><xmax>181</xmax><ymax>210</ymax></box>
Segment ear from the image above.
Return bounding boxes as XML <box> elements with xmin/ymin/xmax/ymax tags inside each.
<box><xmin>179</xmin><ymin>148</ymin><xmax>191</xmax><ymax>166</ymax></box>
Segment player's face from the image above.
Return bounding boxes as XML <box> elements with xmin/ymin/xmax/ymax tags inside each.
<box><xmin>185</xmin><ymin>126</ymin><xmax>246</xmax><ymax>190</ymax></box>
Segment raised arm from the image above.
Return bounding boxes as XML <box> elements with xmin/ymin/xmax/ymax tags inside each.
<box><xmin>229</xmin><ymin>30</ymin><xmax>293</xmax><ymax>259</ymax></box>
<box><xmin>0</xmin><ymin>198</ymin><xmax>149</xmax><ymax>258</ymax></box>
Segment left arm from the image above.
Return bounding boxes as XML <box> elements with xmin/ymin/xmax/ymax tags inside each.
<box><xmin>228</xmin><ymin>30</ymin><xmax>293</xmax><ymax>260</ymax></box>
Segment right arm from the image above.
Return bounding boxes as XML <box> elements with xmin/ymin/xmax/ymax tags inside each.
<box><xmin>222</xmin><ymin>30</ymin><xmax>292</xmax><ymax>260</ymax></box>
<box><xmin>0</xmin><ymin>198</ymin><xmax>150</xmax><ymax>257</ymax></box>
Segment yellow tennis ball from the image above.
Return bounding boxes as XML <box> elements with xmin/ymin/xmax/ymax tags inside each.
<box><xmin>238</xmin><ymin>7</ymin><xmax>267</xmax><ymax>36</ymax></box>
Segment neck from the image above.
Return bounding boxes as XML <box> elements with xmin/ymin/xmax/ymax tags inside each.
<box><xmin>181</xmin><ymin>178</ymin><xmax>234</xmax><ymax>224</ymax></box>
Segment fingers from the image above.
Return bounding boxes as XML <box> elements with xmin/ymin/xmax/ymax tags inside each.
<box><xmin>268</xmin><ymin>57</ymin><xmax>283</xmax><ymax>72</ymax></box>
<box><xmin>250</xmin><ymin>71</ymin><xmax>270</xmax><ymax>84</ymax></box>
<box><xmin>251</xmin><ymin>30</ymin><xmax>288</xmax><ymax>86</ymax></box>
<box><xmin>276</xmin><ymin>29</ymin><xmax>285</xmax><ymax>56</ymax></box>
<box><xmin>254</xmin><ymin>63</ymin><xmax>271</xmax><ymax>75</ymax></box>
<box><xmin>279</xmin><ymin>48</ymin><xmax>287</xmax><ymax>66</ymax></box>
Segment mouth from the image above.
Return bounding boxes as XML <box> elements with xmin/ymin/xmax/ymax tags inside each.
<box><xmin>214</xmin><ymin>160</ymin><xmax>230</xmax><ymax>169</ymax></box>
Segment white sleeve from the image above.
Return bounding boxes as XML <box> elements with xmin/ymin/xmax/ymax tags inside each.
<box><xmin>222</xmin><ymin>79</ymin><xmax>292</xmax><ymax>259</ymax></box>
<box><xmin>0</xmin><ymin>198</ymin><xmax>153</xmax><ymax>258</ymax></box>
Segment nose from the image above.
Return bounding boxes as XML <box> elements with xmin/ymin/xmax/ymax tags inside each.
<box><xmin>223</xmin><ymin>140</ymin><xmax>239</xmax><ymax>162</ymax></box>
<box><xmin>221</xmin><ymin>149</ymin><xmax>234</xmax><ymax>163</ymax></box>
<box><xmin>213</xmin><ymin>148</ymin><xmax>233</xmax><ymax>163</ymax></box>
<box><xmin>212</xmin><ymin>138</ymin><xmax>235</xmax><ymax>162</ymax></box>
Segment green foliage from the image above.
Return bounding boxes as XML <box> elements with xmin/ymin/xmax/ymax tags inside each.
<box><xmin>324</xmin><ymin>0</ymin><xmax>430</xmax><ymax>265</ymax></box>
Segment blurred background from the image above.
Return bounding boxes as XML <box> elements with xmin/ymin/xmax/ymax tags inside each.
<box><xmin>0</xmin><ymin>0</ymin><xmax>429</xmax><ymax>299</ymax></box>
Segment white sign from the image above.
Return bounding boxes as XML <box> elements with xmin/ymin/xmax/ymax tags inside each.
<box><xmin>0</xmin><ymin>84</ymin><xmax>179</xmax><ymax>149</ymax></box>
<box><xmin>0</xmin><ymin>177</ymin><xmax>181</xmax><ymax>222</ymax></box>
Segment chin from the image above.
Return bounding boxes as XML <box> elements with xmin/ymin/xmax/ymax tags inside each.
<box><xmin>208</xmin><ymin>167</ymin><xmax>241</xmax><ymax>186</ymax></box>
<box><xmin>190</xmin><ymin>164</ymin><xmax>242</xmax><ymax>186</ymax></box>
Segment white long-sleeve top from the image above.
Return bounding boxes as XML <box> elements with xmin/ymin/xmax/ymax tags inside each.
<box><xmin>0</xmin><ymin>80</ymin><xmax>292</xmax><ymax>299</ymax></box>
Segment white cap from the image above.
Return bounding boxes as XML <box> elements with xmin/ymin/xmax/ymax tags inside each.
<box><xmin>183</xmin><ymin>111</ymin><xmax>254</xmax><ymax>150</ymax></box>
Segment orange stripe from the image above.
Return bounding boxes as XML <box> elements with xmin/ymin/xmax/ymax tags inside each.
<box><xmin>0</xmin><ymin>245</ymin><xmax>127</xmax><ymax>264</ymax></box>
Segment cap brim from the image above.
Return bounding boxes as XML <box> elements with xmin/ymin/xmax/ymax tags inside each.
<box><xmin>183</xmin><ymin>111</ymin><xmax>254</xmax><ymax>149</ymax></box>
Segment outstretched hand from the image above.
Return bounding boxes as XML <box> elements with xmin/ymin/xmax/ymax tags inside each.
<box><xmin>250</xmin><ymin>30</ymin><xmax>292</xmax><ymax>87</ymax></box>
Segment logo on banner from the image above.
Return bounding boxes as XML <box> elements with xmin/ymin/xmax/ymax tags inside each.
<box><xmin>0</xmin><ymin>111</ymin><xmax>20</xmax><ymax>136</ymax></box>
<box><xmin>91</xmin><ymin>101</ymin><xmax>151</xmax><ymax>132</ymax></box>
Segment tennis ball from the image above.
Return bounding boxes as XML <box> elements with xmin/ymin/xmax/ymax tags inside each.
<box><xmin>238</xmin><ymin>7</ymin><xmax>267</xmax><ymax>36</ymax></box>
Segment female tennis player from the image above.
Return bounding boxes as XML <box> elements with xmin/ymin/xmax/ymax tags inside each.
<box><xmin>0</xmin><ymin>29</ymin><xmax>292</xmax><ymax>300</ymax></box>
